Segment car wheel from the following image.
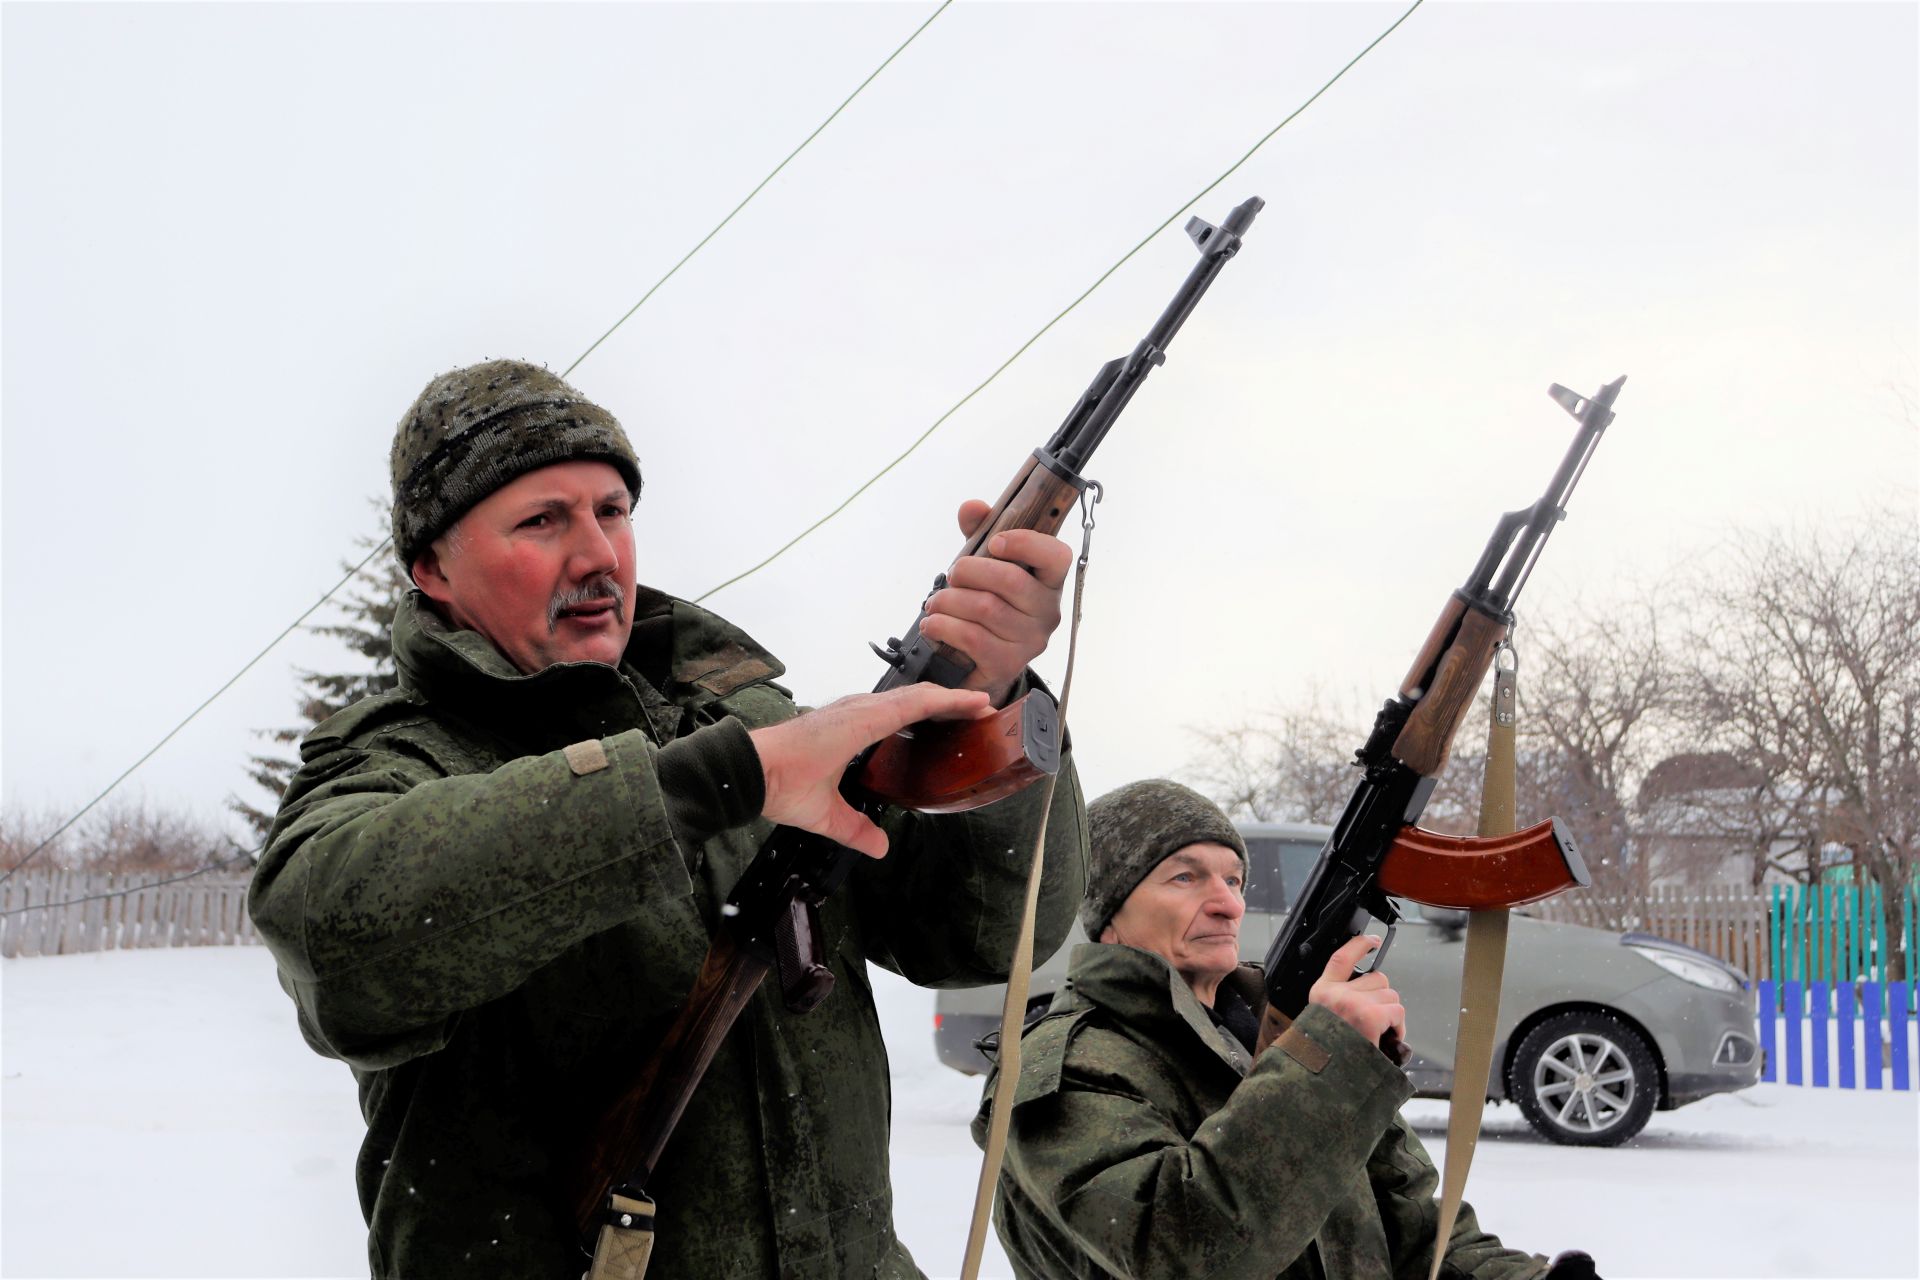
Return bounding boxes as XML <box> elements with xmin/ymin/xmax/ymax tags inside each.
<box><xmin>1510</xmin><ymin>1011</ymin><xmax>1658</xmax><ymax>1147</ymax></box>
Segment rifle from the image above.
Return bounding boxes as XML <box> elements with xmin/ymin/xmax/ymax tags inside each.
<box><xmin>569</xmin><ymin>196</ymin><xmax>1267</xmax><ymax>1252</ymax></box>
<box><xmin>1257</xmin><ymin>377</ymin><xmax>1624</xmax><ymax>1059</ymax></box>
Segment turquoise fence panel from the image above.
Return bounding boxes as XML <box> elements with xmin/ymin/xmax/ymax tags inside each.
<box><xmin>1758</xmin><ymin>981</ymin><xmax>1776</xmax><ymax>1082</ymax></box>
<box><xmin>1863</xmin><ymin>982</ymin><xmax>1884</xmax><ymax>1090</ymax></box>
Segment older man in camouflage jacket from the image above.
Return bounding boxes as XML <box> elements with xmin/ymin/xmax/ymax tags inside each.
<box><xmin>249</xmin><ymin>359</ymin><xmax>1088</xmax><ymax>1278</ymax></box>
<box><xmin>974</xmin><ymin>780</ymin><xmax>1594</xmax><ymax>1280</ymax></box>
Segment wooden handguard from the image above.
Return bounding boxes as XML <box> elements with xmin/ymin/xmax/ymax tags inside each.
<box><xmin>858</xmin><ymin>449</ymin><xmax>1082</xmax><ymax>813</ymax></box>
<box><xmin>856</xmin><ymin>692</ymin><xmax>1058</xmax><ymax>813</ymax></box>
<box><xmin>917</xmin><ymin>451</ymin><xmax>1086</xmax><ymax>686</ymax></box>
<box><xmin>1392</xmin><ymin>598</ymin><xmax>1509</xmax><ymax>776</ymax></box>
<box><xmin>1376</xmin><ymin>816</ymin><xmax>1588</xmax><ymax>910</ymax></box>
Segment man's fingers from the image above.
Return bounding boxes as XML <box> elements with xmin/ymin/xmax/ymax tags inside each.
<box><xmin>982</xmin><ymin>529</ymin><xmax>1073</xmax><ymax>591</ymax></box>
<box><xmin>812</xmin><ymin>685</ymin><xmax>992</xmax><ymax>749</ymax></box>
<box><xmin>817</xmin><ymin>803</ymin><xmax>890</xmax><ymax>860</ymax></box>
<box><xmin>956</xmin><ymin>499</ymin><xmax>991</xmax><ymax>539</ymax></box>
<box><xmin>873</xmin><ymin>684</ymin><xmax>994</xmax><ymax>730</ymax></box>
<box><xmin>1325</xmin><ymin>933</ymin><xmax>1382</xmax><ymax>980</ymax></box>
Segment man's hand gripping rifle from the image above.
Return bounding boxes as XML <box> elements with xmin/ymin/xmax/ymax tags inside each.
<box><xmin>1257</xmin><ymin>377</ymin><xmax>1626</xmax><ymax>1063</ymax></box>
<box><xmin>569</xmin><ymin>197</ymin><xmax>1266</xmax><ymax>1248</ymax></box>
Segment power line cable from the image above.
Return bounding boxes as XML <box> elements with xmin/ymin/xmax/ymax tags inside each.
<box><xmin>692</xmin><ymin>0</ymin><xmax>1426</xmax><ymax>602</ymax></box>
<box><xmin>14</xmin><ymin>0</ymin><xmax>1424</xmax><ymax>897</ymax></box>
<box><xmin>1</xmin><ymin>4</ymin><xmax>952</xmax><ymax>888</ymax></box>
<box><xmin>565</xmin><ymin>0</ymin><xmax>952</xmax><ymax>379</ymax></box>
<box><xmin>0</xmin><ymin>546</ymin><xmax>386</xmax><ymax>886</ymax></box>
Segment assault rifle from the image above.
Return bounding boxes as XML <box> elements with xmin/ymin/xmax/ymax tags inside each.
<box><xmin>1257</xmin><ymin>377</ymin><xmax>1624</xmax><ymax>1059</ymax></box>
<box><xmin>569</xmin><ymin>196</ymin><xmax>1267</xmax><ymax>1252</ymax></box>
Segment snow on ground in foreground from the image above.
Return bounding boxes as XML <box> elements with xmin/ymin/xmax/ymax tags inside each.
<box><xmin>2</xmin><ymin>948</ymin><xmax>1915</xmax><ymax>1280</ymax></box>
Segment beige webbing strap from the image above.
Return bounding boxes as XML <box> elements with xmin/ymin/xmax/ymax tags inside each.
<box><xmin>959</xmin><ymin>485</ymin><xmax>1100</xmax><ymax>1280</ymax></box>
<box><xmin>1428</xmin><ymin>644</ymin><xmax>1517</xmax><ymax>1280</ymax></box>
<box><xmin>587</xmin><ymin>1191</ymin><xmax>657</xmax><ymax>1280</ymax></box>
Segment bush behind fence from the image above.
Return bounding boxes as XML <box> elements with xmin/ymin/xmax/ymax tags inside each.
<box><xmin>0</xmin><ymin>869</ymin><xmax>258</xmax><ymax>957</ymax></box>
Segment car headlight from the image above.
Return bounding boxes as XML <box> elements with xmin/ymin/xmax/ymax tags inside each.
<box><xmin>1628</xmin><ymin>945</ymin><xmax>1743</xmax><ymax>993</ymax></box>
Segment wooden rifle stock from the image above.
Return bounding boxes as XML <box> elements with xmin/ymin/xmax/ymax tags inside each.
<box><xmin>568</xmin><ymin>934</ymin><xmax>770</xmax><ymax>1237</ymax></box>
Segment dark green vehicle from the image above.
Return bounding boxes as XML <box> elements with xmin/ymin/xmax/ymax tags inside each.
<box><xmin>934</xmin><ymin>821</ymin><xmax>1762</xmax><ymax>1146</ymax></box>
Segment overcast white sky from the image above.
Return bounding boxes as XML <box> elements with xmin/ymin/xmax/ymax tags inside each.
<box><xmin>3</xmin><ymin>1</ymin><xmax>1915</xmax><ymax>847</ymax></box>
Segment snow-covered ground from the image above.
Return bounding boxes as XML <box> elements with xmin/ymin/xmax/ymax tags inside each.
<box><xmin>2</xmin><ymin>947</ymin><xmax>1915</xmax><ymax>1280</ymax></box>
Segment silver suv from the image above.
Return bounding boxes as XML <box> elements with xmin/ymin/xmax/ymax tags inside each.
<box><xmin>933</xmin><ymin>821</ymin><xmax>1762</xmax><ymax>1146</ymax></box>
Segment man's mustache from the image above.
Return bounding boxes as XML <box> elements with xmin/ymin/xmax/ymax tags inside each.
<box><xmin>548</xmin><ymin>576</ymin><xmax>627</xmax><ymax>632</ymax></box>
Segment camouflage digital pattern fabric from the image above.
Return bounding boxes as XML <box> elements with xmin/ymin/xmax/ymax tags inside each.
<box><xmin>388</xmin><ymin>358</ymin><xmax>642</xmax><ymax>568</ymax></box>
<box><xmin>248</xmin><ymin>588</ymin><xmax>1089</xmax><ymax>1279</ymax></box>
<box><xmin>1081</xmin><ymin>779</ymin><xmax>1247</xmax><ymax>937</ymax></box>
<box><xmin>973</xmin><ymin>943</ymin><xmax>1551</xmax><ymax>1280</ymax></box>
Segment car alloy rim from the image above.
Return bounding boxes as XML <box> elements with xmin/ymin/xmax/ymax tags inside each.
<box><xmin>1532</xmin><ymin>1032</ymin><xmax>1636</xmax><ymax>1133</ymax></box>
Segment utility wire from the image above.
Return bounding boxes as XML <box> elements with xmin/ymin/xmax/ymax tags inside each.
<box><xmin>694</xmin><ymin>0</ymin><xmax>1426</xmax><ymax>602</ymax></box>
<box><xmin>0</xmin><ymin>3</ymin><xmax>951</xmax><ymax>892</ymax></box>
<box><xmin>0</xmin><ymin>546</ymin><xmax>386</xmax><ymax>886</ymax></box>
<box><xmin>566</xmin><ymin>0</ymin><xmax>952</xmax><ymax>379</ymax></box>
<box><xmin>11</xmin><ymin>0</ymin><xmax>1420</xmax><ymax>893</ymax></box>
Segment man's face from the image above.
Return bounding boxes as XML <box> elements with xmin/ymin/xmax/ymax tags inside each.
<box><xmin>1100</xmin><ymin>842</ymin><xmax>1246</xmax><ymax>996</ymax></box>
<box><xmin>412</xmin><ymin>459</ymin><xmax>637</xmax><ymax>673</ymax></box>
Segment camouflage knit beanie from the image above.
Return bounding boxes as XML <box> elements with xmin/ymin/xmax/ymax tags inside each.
<box><xmin>389</xmin><ymin>359</ymin><xmax>641</xmax><ymax>572</ymax></box>
<box><xmin>1082</xmin><ymin>780</ymin><xmax>1247</xmax><ymax>938</ymax></box>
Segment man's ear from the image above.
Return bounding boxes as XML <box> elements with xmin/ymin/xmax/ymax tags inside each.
<box><xmin>1098</xmin><ymin>923</ymin><xmax>1118</xmax><ymax>944</ymax></box>
<box><xmin>411</xmin><ymin>546</ymin><xmax>452</xmax><ymax>606</ymax></box>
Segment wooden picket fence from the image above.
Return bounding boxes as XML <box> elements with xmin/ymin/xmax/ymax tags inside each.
<box><xmin>1526</xmin><ymin>882</ymin><xmax>1771</xmax><ymax>978</ymax></box>
<box><xmin>1527</xmin><ymin>878</ymin><xmax>1919</xmax><ymax>1089</ymax></box>
<box><xmin>0</xmin><ymin>869</ymin><xmax>258</xmax><ymax>957</ymax></box>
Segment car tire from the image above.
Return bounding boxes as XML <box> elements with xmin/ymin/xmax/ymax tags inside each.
<box><xmin>1509</xmin><ymin>1010</ymin><xmax>1658</xmax><ymax>1147</ymax></box>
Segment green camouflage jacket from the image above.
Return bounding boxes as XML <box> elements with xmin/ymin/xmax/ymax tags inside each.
<box><xmin>249</xmin><ymin>588</ymin><xmax>1087</xmax><ymax>1279</ymax></box>
<box><xmin>973</xmin><ymin>944</ymin><xmax>1548</xmax><ymax>1280</ymax></box>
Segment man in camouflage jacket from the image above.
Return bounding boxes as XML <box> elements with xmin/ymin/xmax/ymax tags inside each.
<box><xmin>974</xmin><ymin>780</ymin><xmax>1588</xmax><ymax>1280</ymax></box>
<box><xmin>249</xmin><ymin>359</ymin><xmax>1088</xmax><ymax>1278</ymax></box>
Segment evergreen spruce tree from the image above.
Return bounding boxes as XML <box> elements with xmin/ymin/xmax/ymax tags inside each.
<box><xmin>234</xmin><ymin>531</ymin><xmax>409</xmax><ymax>840</ymax></box>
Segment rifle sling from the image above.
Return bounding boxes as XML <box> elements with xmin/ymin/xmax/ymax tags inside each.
<box><xmin>588</xmin><ymin>1191</ymin><xmax>657</xmax><ymax>1280</ymax></box>
<box><xmin>1427</xmin><ymin>645</ymin><xmax>1517</xmax><ymax>1280</ymax></box>
<box><xmin>960</xmin><ymin>488</ymin><xmax>1098</xmax><ymax>1280</ymax></box>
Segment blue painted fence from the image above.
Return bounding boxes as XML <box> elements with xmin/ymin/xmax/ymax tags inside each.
<box><xmin>1759</xmin><ymin>881</ymin><xmax>1918</xmax><ymax>1090</ymax></box>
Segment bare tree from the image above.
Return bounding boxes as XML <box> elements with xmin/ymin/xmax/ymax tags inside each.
<box><xmin>1184</xmin><ymin>688</ymin><xmax>1358</xmax><ymax>823</ymax></box>
<box><xmin>1183</xmin><ymin>684</ymin><xmax>1495</xmax><ymax>836</ymax></box>
<box><xmin>1</xmin><ymin>798</ymin><xmax>237</xmax><ymax>875</ymax></box>
<box><xmin>1511</xmin><ymin>601</ymin><xmax>1676</xmax><ymax>900</ymax></box>
<box><xmin>1682</xmin><ymin>515</ymin><xmax>1920</xmax><ymax>895</ymax></box>
<box><xmin>1184</xmin><ymin>604</ymin><xmax>1678</xmax><ymax>926</ymax></box>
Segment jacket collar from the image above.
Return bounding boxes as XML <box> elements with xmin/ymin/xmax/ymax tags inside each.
<box><xmin>1057</xmin><ymin>942</ymin><xmax>1268</xmax><ymax>1077</ymax></box>
<box><xmin>391</xmin><ymin>586</ymin><xmax>785</xmax><ymax>749</ymax></box>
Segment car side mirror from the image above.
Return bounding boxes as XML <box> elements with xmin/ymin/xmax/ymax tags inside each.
<box><xmin>1423</xmin><ymin>906</ymin><xmax>1468</xmax><ymax>938</ymax></box>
